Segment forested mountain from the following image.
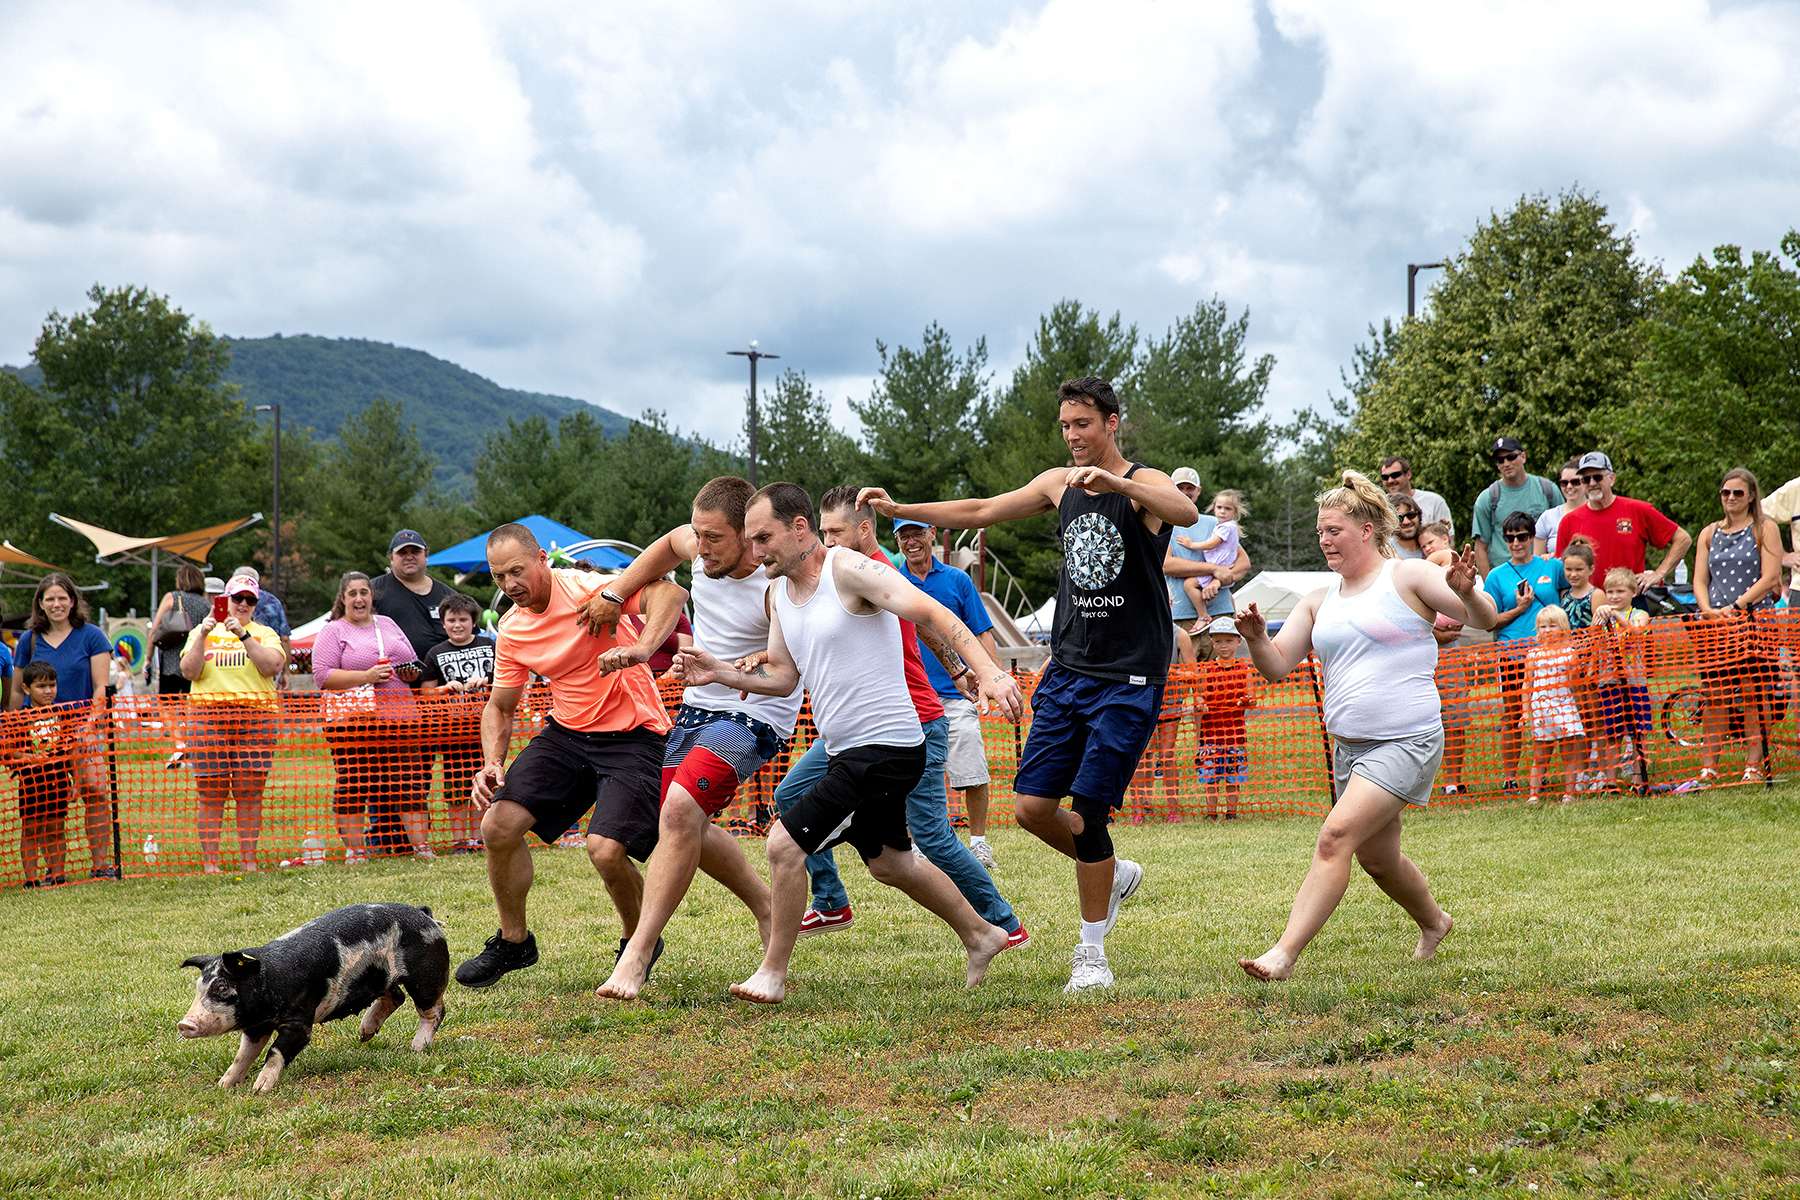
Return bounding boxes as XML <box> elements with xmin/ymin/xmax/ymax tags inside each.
<box><xmin>4</xmin><ymin>333</ymin><xmax>633</xmax><ymax>491</ymax></box>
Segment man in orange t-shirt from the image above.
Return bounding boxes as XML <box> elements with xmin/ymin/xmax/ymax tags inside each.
<box><xmin>454</xmin><ymin>523</ymin><xmax>687</xmax><ymax>991</ymax></box>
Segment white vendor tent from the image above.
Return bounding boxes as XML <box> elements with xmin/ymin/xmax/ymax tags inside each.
<box><xmin>1230</xmin><ymin>571</ymin><xmax>1336</xmax><ymax>621</ymax></box>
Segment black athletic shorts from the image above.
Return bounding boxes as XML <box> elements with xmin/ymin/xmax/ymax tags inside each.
<box><xmin>494</xmin><ymin>717</ymin><xmax>664</xmax><ymax>859</ymax></box>
<box><xmin>779</xmin><ymin>741</ymin><xmax>926</xmax><ymax>862</ymax></box>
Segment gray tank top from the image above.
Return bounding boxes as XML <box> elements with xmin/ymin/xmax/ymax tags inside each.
<box><xmin>1705</xmin><ymin>522</ymin><xmax>1773</xmax><ymax>610</ymax></box>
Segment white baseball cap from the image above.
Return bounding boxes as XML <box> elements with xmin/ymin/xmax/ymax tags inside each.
<box><xmin>1170</xmin><ymin>466</ymin><xmax>1201</xmax><ymax>488</ymax></box>
<box><xmin>1205</xmin><ymin>615</ymin><xmax>1239</xmax><ymax>635</ymax></box>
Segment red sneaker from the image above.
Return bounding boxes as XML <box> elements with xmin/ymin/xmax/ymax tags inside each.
<box><xmin>797</xmin><ymin>904</ymin><xmax>853</xmax><ymax>937</ymax></box>
<box><xmin>1001</xmin><ymin>923</ymin><xmax>1030</xmax><ymax>951</ymax></box>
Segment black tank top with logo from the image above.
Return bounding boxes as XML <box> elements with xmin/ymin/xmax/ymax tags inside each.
<box><xmin>1052</xmin><ymin>464</ymin><xmax>1175</xmax><ymax>684</ymax></box>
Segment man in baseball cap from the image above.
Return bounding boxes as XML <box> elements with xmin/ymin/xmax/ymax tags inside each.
<box><xmin>1556</xmin><ymin>452</ymin><xmax>1692</xmax><ymax>588</ymax></box>
<box><xmin>1470</xmin><ymin>437</ymin><xmax>1561</xmax><ymax>573</ymax></box>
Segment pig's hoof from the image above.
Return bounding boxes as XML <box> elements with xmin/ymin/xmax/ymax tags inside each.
<box><xmin>216</xmin><ymin>1073</ymin><xmax>243</xmax><ymax>1089</ymax></box>
<box><xmin>251</xmin><ymin>1076</ymin><xmax>279</xmax><ymax>1095</ymax></box>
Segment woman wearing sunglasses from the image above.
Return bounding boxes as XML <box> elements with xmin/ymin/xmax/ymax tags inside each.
<box><xmin>1533</xmin><ymin>456</ymin><xmax>1586</xmax><ymax>558</ymax></box>
<box><xmin>1482</xmin><ymin>511</ymin><xmax>1568</xmax><ymax>792</ymax></box>
<box><xmin>1690</xmin><ymin>468</ymin><xmax>1783</xmax><ymax>785</ymax></box>
<box><xmin>179</xmin><ymin>572</ymin><xmax>286</xmax><ymax>872</ymax></box>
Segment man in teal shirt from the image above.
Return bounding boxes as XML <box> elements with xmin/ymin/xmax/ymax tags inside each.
<box><xmin>1471</xmin><ymin>436</ymin><xmax>1563</xmax><ymax>573</ymax></box>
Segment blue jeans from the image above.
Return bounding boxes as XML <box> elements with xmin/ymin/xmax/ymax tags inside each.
<box><xmin>774</xmin><ymin>717</ymin><xmax>1019</xmax><ymax>932</ymax></box>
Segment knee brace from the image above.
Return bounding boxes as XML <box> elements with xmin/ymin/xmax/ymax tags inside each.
<box><xmin>1069</xmin><ymin>792</ymin><xmax>1115</xmax><ymax>863</ymax></box>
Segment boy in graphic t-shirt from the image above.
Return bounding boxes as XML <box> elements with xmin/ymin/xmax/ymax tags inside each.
<box><xmin>419</xmin><ymin>594</ymin><xmax>495</xmax><ymax>852</ymax></box>
<box><xmin>2</xmin><ymin>663</ymin><xmax>76</xmax><ymax>887</ymax></box>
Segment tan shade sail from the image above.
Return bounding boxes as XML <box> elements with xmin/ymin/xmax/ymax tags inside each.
<box><xmin>49</xmin><ymin>513</ymin><xmax>262</xmax><ymax>564</ymax></box>
<box><xmin>0</xmin><ymin>541</ymin><xmax>60</xmax><ymax>570</ymax></box>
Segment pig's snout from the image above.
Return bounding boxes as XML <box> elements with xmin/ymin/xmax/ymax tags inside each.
<box><xmin>177</xmin><ymin>1018</ymin><xmax>203</xmax><ymax>1038</ymax></box>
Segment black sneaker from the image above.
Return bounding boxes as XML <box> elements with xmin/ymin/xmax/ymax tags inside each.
<box><xmin>456</xmin><ymin>930</ymin><xmax>539</xmax><ymax>988</ymax></box>
<box><xmin>90</xmin><ymin>865</ymin><xmax>121</xmax><ymax>880</ymax></box>
<box><xmin>616</xmin><ymin>936</ymin><xmax>666</xmax><ymax>984</ymax></box>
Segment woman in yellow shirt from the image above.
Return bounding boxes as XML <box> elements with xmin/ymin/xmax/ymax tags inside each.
<box><xmin>179</xmin><ymin>572</ymin><xmax>285</xmax><ymax>873</ymax></box>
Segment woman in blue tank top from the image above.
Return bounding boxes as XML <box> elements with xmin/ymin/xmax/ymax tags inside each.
<box><xmin>1232</xmin><ymin>472</ymin><xmax>1501</xmax><ymax>982</ymax></box>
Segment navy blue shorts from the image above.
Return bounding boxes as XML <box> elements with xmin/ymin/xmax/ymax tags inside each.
<box><xmin>1014</xmin><ymin>662</ymin><xmax>1163</xmax><ymax>813</ymax></box>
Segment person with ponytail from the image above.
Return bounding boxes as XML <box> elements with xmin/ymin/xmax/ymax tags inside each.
<box><xmin>1231</xmin><ymin>470</ymin><xmax>1499</xmax><ymax>981</ymax></box>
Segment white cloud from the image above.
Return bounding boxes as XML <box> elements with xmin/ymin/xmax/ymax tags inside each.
<box><xmin>3</xmin><ymin>0</ymin><xmax>1797</xmax><ymax>464</ymax></box>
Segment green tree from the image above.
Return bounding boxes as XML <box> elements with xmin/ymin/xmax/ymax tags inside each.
<box><xmin>1124</xmin><ymin>296</ymin><xmax>1277</xmax><ymax>500</ymax></box>
<box><xmin>852</xmin><ymin>324</ymin><xmax>987</xmax><ymax>501</ymax></box>
<box><xmin>1338</xmin><ymin>189</ymin><xmax>1658</xmax><ymax>521</ymax></box>
<box><xmin>1263</xmin><ymin>320</ymin><xmax>1400</xmax><ymax>571</ymax></box>
<box><xmin>587</xmin><ymin>411</ymin><xmax>711</xmax><ymax>547</ymax></box>
<box><xmin>294</xmin><ymin>397</ymin><xmax>436</xmax><ymax>598</ymax></box>
<box><xmin>0</xmin><ymin>284</ymin><xmax>257</xmax><ymax>606</ymax></box>
<box><xmin>969</xmin><ymin>301</ymin><xmax>1139</xmax><ymax>604</ymax></box>
<box><xmin>751</xmin><ymin>369</ymin><xmax>861</xmax><ymax>504</ymax></box>
<box><xmin>473</xmin><ymin>410</ymin><xmax>612</xmax><ymax>529</ymax></box>
<box><xmin>1610</xmin><ymin>232</ymin><xmax>1800</xmax><ymax>531</ymax></box>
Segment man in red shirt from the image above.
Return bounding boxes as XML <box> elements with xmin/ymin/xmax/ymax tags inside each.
<box><xmin>1556</xmin><ymin>452</ymin><xmax>1692</xmax><ymax>592</ymax></box>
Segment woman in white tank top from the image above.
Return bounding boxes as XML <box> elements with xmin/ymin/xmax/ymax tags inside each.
<box><xmin>1231</xmin><ymin>471</ymin><xmax>1501</xmax><ymax>982</ymax></box>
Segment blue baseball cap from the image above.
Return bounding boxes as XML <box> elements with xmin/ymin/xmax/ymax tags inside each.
<box><xmin>892</xmin><ymin>517</ymin><xmax>932</xmax><ymax>533</ymax></box>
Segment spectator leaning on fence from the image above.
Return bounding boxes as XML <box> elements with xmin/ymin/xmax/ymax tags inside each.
<box><xmin>3</xmin><ymin>661</ymin><xmax>76</xmax><ymax>887</ymax></box>
<box><xmin>1379</xmin><ymin>456</ymin><xmax>1453</xmax><ymax>533</ymax></box>
<box><xmin>1762</xmin><ymin>472</ymin><xmax>1800</xmax><ymax>608</ymax></box>
<box><xmin>419</xmin><ymin>592</ymin><xmax>493</xmax><ymax>853</ymax></box>
<box><xmin>894</xmin><ymin>516</ymin><xmax>1004</xmax><ymax>868</ymax></box>
<box><xmin>9</xmin><ymin>572</ymin><xmax>116</xmax><ymax>878</ymax></box>
<box><xmin>1556</xmin><ymin>453</ymin><xmax>1692</xmax><ymax>593</ymax></box>
<box><xmin>179</xmin><ymin>572</ymin><xmax>284</xmax><ymax>874</ymax></box>
<box><xmin>1535</xmin><ymin>457</ymin><xmax>1586</xmax><ymax>559</ymax></box>
<box><xmin>1482</xmin><ymin>512</ymin><xmax>1568</xmax><ymax>792</ymax></box>
<box><xmin>311</xmin><ymin>570</ymin><xmax>425</xmax><ymax>863</ymax></box>
<box><xmin>149</xmin><ymin>563</ymin><xmax>210</xmax><ymax>695</ymax></box>
<box><xmin>1471</xmin><ymin>437</ymin><xmax>1562</xmax><ymax>575</ymax></box>
<box><xmin>1690</xmin><ymin>467</ymin><xmax>1784</xmax><ymax>787</ymax></box>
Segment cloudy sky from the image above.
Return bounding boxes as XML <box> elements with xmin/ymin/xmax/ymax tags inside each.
<box><xmin>3</xmin><ymin>0</ymin><xmax>1796</xmax><ymax>446</ymax></box>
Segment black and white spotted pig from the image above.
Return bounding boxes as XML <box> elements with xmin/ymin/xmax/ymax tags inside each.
<box><xmin>178</xmin><ymin>903</ymin><xmax>449</xmax><ymax>1093</ymax></box>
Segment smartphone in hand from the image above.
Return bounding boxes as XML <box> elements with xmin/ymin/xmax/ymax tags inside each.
<box><xmin>211</xmin><ymin>594</ymin><xmax>229</xmax><ymax>621</ymax></box>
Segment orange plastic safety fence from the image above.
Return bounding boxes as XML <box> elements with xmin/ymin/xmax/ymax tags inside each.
<box><xmin>2</xmin><ymin>608</ymin><xmax>1795</xmax><ymax>892</ymax></box>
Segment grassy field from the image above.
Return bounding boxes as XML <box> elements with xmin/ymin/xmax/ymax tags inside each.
<box><xmin>1</xmin><ymin>784</ymin><xmax>1797</xmax><ymax>1198</ymax></box>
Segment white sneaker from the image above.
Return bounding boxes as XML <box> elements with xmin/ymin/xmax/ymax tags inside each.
<box><xmin>971</xmin><ymin>840</ymin><xmax>996</xmax><ymax>870</ymax></box>
<box><xmin>1103</xmin><ymin>859</ymin><xmax>1143</xmax><ymax>936</ymax></box>
<box><xmin>1063</xmin><ymin>943</ymin><xmax>1114</xmax><ymax>993</ymax></box>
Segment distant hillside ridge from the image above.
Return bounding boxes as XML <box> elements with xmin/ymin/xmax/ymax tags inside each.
<box><xmin>3</xmin><ymin>333</ymin><xmax>635</xmax><ymax>492</ymax></box>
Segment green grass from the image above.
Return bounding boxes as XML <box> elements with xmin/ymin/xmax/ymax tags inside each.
<box><xmin>2</xmin><ymin>785</ymin><xmax>1797</xmax><ymax>1198</ymax></box>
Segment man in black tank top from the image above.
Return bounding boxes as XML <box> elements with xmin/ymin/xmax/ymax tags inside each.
<box><xmin>859</xmin><ymin>376</ymin><xmax>1197</xmax><ymax>993</ymax></box>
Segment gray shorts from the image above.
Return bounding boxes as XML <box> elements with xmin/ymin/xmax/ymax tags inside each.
<box><xmin>1332</xmin><ymin>729</ymin><xmax>1445</xmax><ymax>807</ymax></box>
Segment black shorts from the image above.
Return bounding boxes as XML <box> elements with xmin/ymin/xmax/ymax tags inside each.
<box><xmin>495</xmin><ymin>718</ymin><xmax>665</xmax><ymax>859</ymax></box>
<box><xmin>778</xmin><ymin>741</ymin><xmax>925</xmax><ymax>861</ymax></box>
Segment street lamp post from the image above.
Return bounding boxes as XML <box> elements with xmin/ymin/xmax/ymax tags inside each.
<box><xmin>254</xmin><ymin>403</ymin><xmax>281</xmax><ymax>594</ymax></box>
<box><xmin>727</xmin><ymin>342</ymin><xmax>779</xmax><ymax>487</ymax></box>
<box><xmin>1407</xmin><ymin>261</ymin><xmax>1448</xmax><ymax>318</ymax></box>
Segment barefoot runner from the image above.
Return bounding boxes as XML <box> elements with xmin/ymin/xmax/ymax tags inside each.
<box><xmin>455</xmin><ymin>523</ymin><xmax>688</xmax><ymax>989</ymax></box>
<box><xmin>582</xmin><ymin>476</ymin><xmax>794</xmax><ymax>1000</ymax></box>
<box><xmin>762</xmin><ymin>486</ymin><xmax>1027</xmax><ymax>951</ymax></box>
<box><xmin>675</xmin><ymin>483</ymin><xmax>1024</xmax><ymax>1005</ymax></box>
<box><xmin>1233</xmin><ymin>471</ymin><xmax>1499</xmax><ymax>982</ymax></box>
<box><xmin>859</xmin><ymin>375</ymin><xmax>1199</xmax><ymax>992</ymax></box>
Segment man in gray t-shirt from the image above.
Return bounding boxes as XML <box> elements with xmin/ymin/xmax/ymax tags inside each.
<box><xmin>1379</xmin><ymin>456</ymin><xmax>1452</xmax><ymax>535</ymax></box>
<box><xmin>1470</xmin><ymin>437</ymin><xmax>1563</xmax><ymax>573</ymax></box>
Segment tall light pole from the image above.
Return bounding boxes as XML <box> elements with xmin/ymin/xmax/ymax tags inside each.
<box><xmin>254</xmin><ymin>403</ymin><xmax>281</xmax><ymax>594</ymax></box>
<box><xmin>727</xmin><ymin>341</ymin><xmax>779</xmax><ymax>487</ymax></box>
<box><xmin>1407</xmin><ymin>261</ymin><xmax>1448</xmax><ymax>318</ymax></box>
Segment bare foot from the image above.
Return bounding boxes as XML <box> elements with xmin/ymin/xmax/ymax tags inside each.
<box><xmin>1414</xmin><ymin>911</ymin><xmax>1453</xmax><ymax>961</ymax></box>
<box><xmin>729</xmin><ymin>967</ymin><xmax>786</xmax><ymax>1005</ymax></box>
<box><xmin>594</xmin><ymin>964</ymin><xmax>645</xmax><ymax>1002</ymax></box>
<box><xmin>1238</xmin><ymin>947</ymin><xmax>1295</xmax><ymax>982</ymax></box>
<box><xmin>964</xmin><ymin>924</ymin><xmax>1009</xmax><ymax>988</ymax></box>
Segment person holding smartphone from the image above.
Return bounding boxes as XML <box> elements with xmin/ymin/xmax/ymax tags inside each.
<box><xmin>1482</xmin><ymin>511</ymin><xmax>1568</xmax><ymax>792</ymax></box>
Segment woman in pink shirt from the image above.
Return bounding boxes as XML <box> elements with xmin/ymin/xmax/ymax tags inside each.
<box><xmin>311</xmin><ymin>571</ymin><xmax>422</xmax><ymax>862</ymax></box>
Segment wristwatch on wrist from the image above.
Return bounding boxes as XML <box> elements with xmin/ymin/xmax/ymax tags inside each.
<box><xmin>600</xmin><ymin>589</ymin><xmax>626</xmax><ymax>606</ymax></box>
<box><xmin>950</xmin><ymin>664</ymin><xmax>971</xmax><ymax>681</ymax></box>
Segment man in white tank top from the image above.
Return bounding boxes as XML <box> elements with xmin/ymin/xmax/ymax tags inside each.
<box><xmin>675</xmin><ymin>483</ymin><xmax>1025</xmax><ymax>1005</ymax></box>
<box><xmin>578</xmin><ymin>477</ymin><xmax>801</xmax><ymax>1001</ymax></box>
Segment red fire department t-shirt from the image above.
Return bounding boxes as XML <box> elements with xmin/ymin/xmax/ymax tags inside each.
<box><xmin>1556</xmin><ymin>496</ymin><xmax>1679</xmax><ymax>580</ymax></box>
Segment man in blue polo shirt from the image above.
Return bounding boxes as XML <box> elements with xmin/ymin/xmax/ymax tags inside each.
<box><xmin>894</xmin><ymin>517</ymin><xmax>1005</xmax><ymax>869</ymax></box>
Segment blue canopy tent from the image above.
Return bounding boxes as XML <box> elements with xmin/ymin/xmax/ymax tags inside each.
<box><xmin>427</xmin><ymin>515</ymin><xmax>635</xmax><ymax>573</ymax></box>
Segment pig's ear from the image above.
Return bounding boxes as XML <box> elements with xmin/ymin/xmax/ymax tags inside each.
<box><xmin>220</xmin><ymin>951</ymin><xmax>262</xmax><ymax>978</ymax></box>
<box><xmin>180</xmin><ymin>954</ymin><xmax>217</xmax><ymax>972</ymax></box>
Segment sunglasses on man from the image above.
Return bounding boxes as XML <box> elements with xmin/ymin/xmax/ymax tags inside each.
<box><xmin>1379</xmin><ymin>470</ymin><xmax>1407</xmax><ymax>482</ymax></box>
